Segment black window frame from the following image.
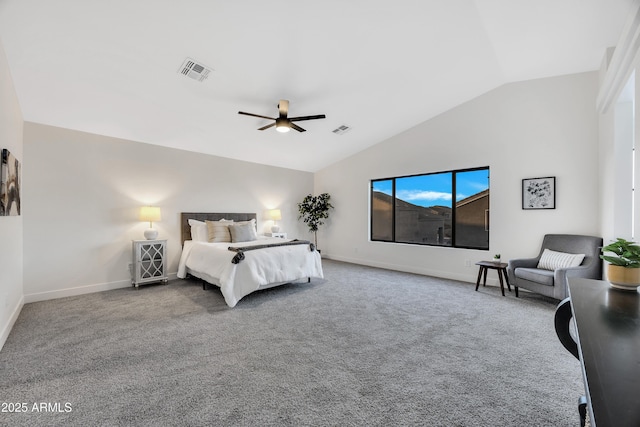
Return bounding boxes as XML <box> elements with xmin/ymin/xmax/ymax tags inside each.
<box><xmin>370</xmin><ymin>166</ymin><xmax>490</xmax><ymax>250</ymax></box>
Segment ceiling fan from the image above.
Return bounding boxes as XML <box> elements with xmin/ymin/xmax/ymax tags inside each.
<box><xmin>238</xmin><ymin>99</ymin><xmax>326</xmax><ymax>133</ymax></box>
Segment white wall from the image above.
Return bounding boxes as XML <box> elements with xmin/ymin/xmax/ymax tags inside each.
<box><xmin>315</xmin><ymin>72</ymin><xmax>601</xmax><ymax>284</ymax></box>
<box><xmin>0</xmin><ymin>38</ymin><xmax>23</xmax><ymax>349</ymax></box>
<box><xmin>23</xmin><ymin>123</ymin><xmax>315</xmax><ymax>301</ymax></box>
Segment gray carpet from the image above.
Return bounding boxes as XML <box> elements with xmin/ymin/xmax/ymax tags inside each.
<box><xmin>0</xmin><ymin>260</ymin><xmax>584</xmax><ymax>426</ymax></box>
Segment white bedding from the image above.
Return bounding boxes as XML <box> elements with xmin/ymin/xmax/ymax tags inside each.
<box><xmin>177</xmin><ymin>236</ymin><xmax>323</xmax><ymax>307</ymax></box>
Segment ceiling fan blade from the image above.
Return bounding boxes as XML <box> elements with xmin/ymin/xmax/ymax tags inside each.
<box><xmin>258</xmin><ymin>122</ymin><xmax>276</xmax><ymax>131</ymax></box>
<box><xmin>278</xmin><ymin>100</ymin><xmax>289</xmax><ymax>118</ymax></box>
<box><xmin>290</xmin><ymin>122</ymin><xmax>306</xmax><ymax>132</ymax></box>
<box><xmin>289</xmin><ymin>114</ymin><xmax>326</xmax><ymax>122</ymax></box>
<box><xmin>238</xmin><ymin>111</ymin><xmax>276</xmax><ymax>120</ymax></box>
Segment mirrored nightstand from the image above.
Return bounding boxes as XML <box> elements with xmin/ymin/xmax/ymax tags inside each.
<box><xmin>132</xmin><ymin>239</ymin><xmax>168</xmax><ymax>288</ymax></box>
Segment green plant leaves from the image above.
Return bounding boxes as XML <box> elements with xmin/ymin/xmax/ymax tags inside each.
<box><xmin>600</xmin><ymin>237</ymin><xmax>640</xmax><ymax>268</ymax></box>
<box><xmin>298</xmin><ymin>193</ymin><xmax>333</xmax><ymax>233</ymax></box>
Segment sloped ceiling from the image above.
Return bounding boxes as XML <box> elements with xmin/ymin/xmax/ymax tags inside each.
<box><xmin>0</xmin><ymin>0</ymin><xmax>635</xmax><ymax>172</ymax></box>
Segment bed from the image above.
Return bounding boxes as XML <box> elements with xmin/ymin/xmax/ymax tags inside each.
<box><xmin>177</xmin><ymin>212</ymin><xmax>323</xmax><ymax>307</ymax></box>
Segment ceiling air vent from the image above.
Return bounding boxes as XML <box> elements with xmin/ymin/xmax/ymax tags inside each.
<box><xmin>332</xmin><ymin>125</ymin><xmax>351</xmax><ymax>135</ymax></box>
<box><xmin>178</xmin><ymin>58</ymin><xmax>212</xmax><ymax>82</ymax></box>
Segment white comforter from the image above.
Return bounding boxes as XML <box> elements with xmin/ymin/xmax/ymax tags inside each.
<box><xmin>177</xmin><ymin>237</ymin><xmax>323</xmax><ymax>307</ymax></box>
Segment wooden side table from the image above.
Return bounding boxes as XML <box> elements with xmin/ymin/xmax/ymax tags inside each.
<box><xmin>475</xmin><ymin>261</ymin><xmax>511</xmax><ymax>296</ymax></box>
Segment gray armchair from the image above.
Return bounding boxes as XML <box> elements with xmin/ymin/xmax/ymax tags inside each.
<box><xmin>507</xmin><ymin>234</ymin><xmax>603</xmax><ymax>300</ymax></box>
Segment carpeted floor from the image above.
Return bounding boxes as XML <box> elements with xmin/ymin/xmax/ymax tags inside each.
<box><xmin>0</xmin><ymin>260</ymin><xmax>584</xmax><ymax>426</ymax></box>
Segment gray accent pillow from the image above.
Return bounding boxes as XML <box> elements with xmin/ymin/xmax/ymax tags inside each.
<box><xmin>229</xmin><ymin>222</ymin><xmax>258</xmax><ymax>243</ymax></box>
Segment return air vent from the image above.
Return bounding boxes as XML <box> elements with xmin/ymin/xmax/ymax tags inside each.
<box><xmin>178</xmin><ymin>58</ymin><xmax>212</xmax><ymax>82</ymax></box>
<box><xmin>332</xmin><ymin>125</ymin><xmax>351</xmax><ymax>135</ymax></box>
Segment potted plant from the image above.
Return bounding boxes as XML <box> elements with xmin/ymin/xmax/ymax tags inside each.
<box><xmin>297</xmin><ymin>193</ymin><xmax>333</xmax><ymax>250</ymax></box>
<box><xmin>600</xmin><ymin>238</ymin><xmax>640</xmax><ymax>290</ymax></box>
<box><xmin>493</xmin><ymin>253</ymin><xmax>501</xmax><ymax>263</ymax></box>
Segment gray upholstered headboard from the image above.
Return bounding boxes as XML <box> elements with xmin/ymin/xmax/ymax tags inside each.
<box><xmin>180</xmin><ymin>212</ymin><xmax>257</xmax><ymax>245</ymax></box>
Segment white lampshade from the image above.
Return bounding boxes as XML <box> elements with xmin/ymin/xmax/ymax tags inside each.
<box><xmin>269</xmin><ymin>209</ymin><xmax>282</xmax><ymax>232</ymax></box>
<box><xmin>269</xmin><ymin>209</ymin><xmax>282</xmax><ymax>221</ymax></box>
<box><xmin>140</xmin><ymin>206</ymin><xmax>161</xmax><ymax>240</ymax></box>
<box><xmin>140</xmin><ymin>206</ymin><xmax>161</xmax><ymax>222</ymax></box>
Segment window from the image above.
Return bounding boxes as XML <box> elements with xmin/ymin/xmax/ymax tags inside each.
<box><xmin>371</xmin><ymin>167</ymin><xmax>489</xmax><ymax>249</ymax></box>
<box><xmin>371</xmin><ymin>179</ymin><xmax>393</xmax><ymax>241</ymax></box>
<box><xmin>613</xmin><ymin>72</ymin><xmax>636</xmax><ymax>238</ymax></box>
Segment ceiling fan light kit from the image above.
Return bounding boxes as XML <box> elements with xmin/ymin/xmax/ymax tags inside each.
<box><xmin>275</xmin><ymin>118</ymin><xmax>290</xmax><ymax>133</ymax></box>
<box><xmin>239</xmin><ymin>99</ymin><xmax>325</xmax><ymax>133</ymax></box>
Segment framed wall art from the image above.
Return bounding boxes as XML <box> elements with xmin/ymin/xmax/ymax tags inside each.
<box><xmin>522</xmin><ymin>176</ymin><xmax>555</xmax><ymax>210</ymax></box>
<box><xmin>1</xmin><ymin>148</ymin><xmax>21</xmax><ymax>216</ymax></box>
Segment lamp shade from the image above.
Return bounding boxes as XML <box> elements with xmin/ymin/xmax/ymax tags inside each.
<box><xmin>269</xmin><ymin>209</ymin><xmax>282</xmax><ymax>221</ymax></box>
<box><xmin>140</xmin><ymin>206</ymin><xmax>161</xmax><ymax>222</ymax></box>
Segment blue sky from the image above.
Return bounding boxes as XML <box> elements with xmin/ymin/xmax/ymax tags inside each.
<box><xmin>373</xmin><ymin>169</ymin><xmax>489</xmax><ymax>208</ymax></box>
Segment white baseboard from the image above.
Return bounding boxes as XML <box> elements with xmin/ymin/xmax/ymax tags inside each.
<box><xmin>322</xmin><ymin>254</ymin><xmax>502</xmax><ymax>286</ymax></box>
<box><xmin>24</xmin><ymin>273</ymin><xmax>179</xmax><ymax>304</ymax></box>
<box><xmin>0</xmin><ymin>295</ymin><xmax>24</xmax><ymax>352</ymax></box>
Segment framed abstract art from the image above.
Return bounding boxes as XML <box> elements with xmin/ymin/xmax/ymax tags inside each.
<box><xmin>522</xmin><ymin>177</ymin><xmax>555</xmax><ymax>210</ymax></box>
<box><xmin>1</xmin><ymin>148</ymin><xmax>21</xmax><ymax>216</ymax></box>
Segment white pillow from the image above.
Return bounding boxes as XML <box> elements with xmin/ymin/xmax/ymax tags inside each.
<box><xmin>188</xmin><ymin>219</ymin><xmax>207</xmax><ymax>242</ymax></box>
<box><xmin>206</xmin><ymin>220</ymin><xmax>234</xmax><ymax>243</ymax></box>
<box><xmin>229</xmin><ymin>222</ymin><xmax>258</xmax><ymax>243</ymax></box>
<box><xmin>537</xmin><ymin>249</ymin><xmax>585</xmax><ymax>271</ymax></box>
<box><xmin>235</xmin><ymin>218</ymin><xmax>257</xmax><ymax>229</ymax></box>
<box><xmin>189</xmin><ymin>218</ymin><xmax>233</xmax><ymax>242</ymax></box>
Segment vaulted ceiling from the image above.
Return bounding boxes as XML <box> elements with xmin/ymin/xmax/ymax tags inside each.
<box><xmin>0</xmin><ymin>1</ymin><xmax>635</xmax><ymax>172</ymax></box>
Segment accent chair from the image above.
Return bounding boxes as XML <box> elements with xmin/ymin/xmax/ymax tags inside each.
<box><xmin>507</xmin><ymin>234</ymin><xmax>603</xmax><ymax>300</ymax></box>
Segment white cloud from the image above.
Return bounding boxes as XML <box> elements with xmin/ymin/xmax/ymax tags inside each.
<box><xmin>397</xmin><ymin>190</ymin><xmax>452</xmax><ymax>202</ymax></box>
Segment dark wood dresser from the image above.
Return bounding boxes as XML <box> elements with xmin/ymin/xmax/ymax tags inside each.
<box><xmin>555</xmin><ymin>278</ymin><xmax>640</xmax><ymax>427</ymax></box>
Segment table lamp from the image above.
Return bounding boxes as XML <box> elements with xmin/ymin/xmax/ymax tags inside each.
<box><xmin>140</xmin><ymin>206</ymin><xmax>161</xmax><ymax>240</ymax></box>
<box><xmin>269</xmin><ymin>209</ymin><xmax>282</xmax><ymax>233</ymax></box>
